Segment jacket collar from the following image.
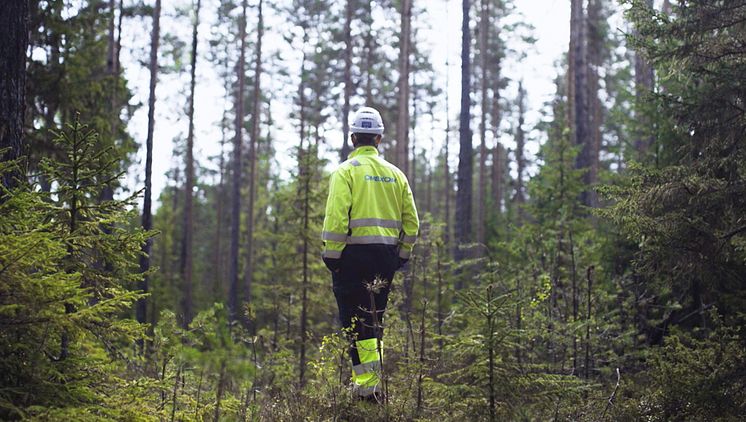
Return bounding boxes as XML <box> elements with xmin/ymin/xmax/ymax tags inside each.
<box><xmin>349</xmin><ymin>145</ymin><xmax>379</xmax><ymax>158</ymax></box>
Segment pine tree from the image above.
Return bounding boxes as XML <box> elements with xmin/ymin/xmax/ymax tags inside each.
<box><xmin>180</xmin><ymin>0</ymin><xmax>202</xmax><ymax>327</ymax></box>
<box><xmin>569</xmin><ymin>0</ymin><xmax>593</xmax><ymax>207</ymax></box>
<box><xmin>513</xmin><ymin>81</ymin><xmax>527</xmax><ymax>211</ymax></box>
<box><xmin>0</xmin><ymin>0</ymin><xmax>28</xmax><ymax>193</ymax></box>
<box><xmin>455</xmin><ymin>0</ymin><xmax>473</xmax><ymax>260</ymax></box>
<box><xmin>138</xmin><ymin>0</ymin><xmax>162</xmax><ymax>328</ymax></box>
<box><xmin>229</xmin><ymin>0</ymin><xmax>248</xmax><ymax>322</ymax></box>
<box><xmin>476</xmin><ymin>0</ymin><xmax>489</xmax><ymax>248</ymax></box>
<box><xmin>340</xmin><ymin>0</ymin><xmax>354</xmax><ymax>162</ymax></box>
<box><xmin>244</xmin><ymin>0</ymin><xmax>265</xmax><ymax>321</ymax></box>
<box><xmin>633</xmin><ymin>0</ymin><xmax>654</xmax><ymax>158</ymax></box>
<box><xmin>396</xmin><ymin>0</ymin><xmax>413</xmax><ymax>175</ymax></box>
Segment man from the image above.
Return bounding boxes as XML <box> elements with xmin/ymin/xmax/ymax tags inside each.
<box><xmin>321</xmin><ymin>106</ymin><xmax>419</xmax><ymax>401</ymax></box>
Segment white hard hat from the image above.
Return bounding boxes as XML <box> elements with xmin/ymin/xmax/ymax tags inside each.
<box><xmin>350</xmin><ymin>107</ymin><xmax>384</xmax><ymax>135</ymax></box>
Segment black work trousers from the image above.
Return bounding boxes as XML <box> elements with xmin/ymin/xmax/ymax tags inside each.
<box><xmin>331</xmin><ymin>244</ymin><xmax>399</xmax><ymax>365</ymax></box>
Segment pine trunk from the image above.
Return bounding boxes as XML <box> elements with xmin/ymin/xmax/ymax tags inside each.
<box><xmin>634</xmin><ymin>0</ymin><xmax>655</xmax><ymax>157</ymax></box>
<box><xmin>340</xmin><ymin>0</ymin><xmax>353</xmax><ymax>162</ymax></box>
<box><xmin>244</xmin><ymin>0</ymin><xmax>264</xmax><ymax>322</ymax></box>
<box><xmin>587</xmin><ymin>0</ymin><xmax>603</xmax><ymax>208</ymax></box>
<box><xmin>137</xmin><ymin>0</ymin><xmax>161</xmax><ymax>327</ymax></box>
<box><xmin>298</xmin><ymin>47</ymin><xmax>309</xmax><ymax>387</ymax></box>
<box><xmin>180</xmin><ymin>0</ymin><xmax>201</xmax><ymax>327</ymax></box>
<box><xmin>396</xmin><ymin>0</ymin><xmax>412</xmax><ymax>175</ymax></box>
<box><xmin>229</xmin><ymin>0</ymin><xmax>248</xmax><ymax>322</ymax></box>
<box><xmin>444</xmin><ymin>57</ymin><xmax>451</xmax><ymax>247</ymax></box>
<box><xmin>101</xmin><ymin>0</ymin><xmax>119</xmax><ymax>203</ymax></box>
<box><xmin>514</xmin><ymin>82</ymin><xmax>526</xmax><ymax>209</ymax></box>
<box><xmin>477</xmin><ymin>0</ymin><xmax>489</xmax><ymax>248</ymax></box>
<box><xmin>455</xmin><ymin>0</ymin><xmax>473</xmax><ymax>260</ymax></box>
<box><xmin>490</xmin><ymin>35</ymin><xmax>503</xmax><ymax>216</ymax></box>
<box><xmin>662</xmin><ymin>0</ymin><xmax>672</xmax><ymax>14</ymax></box>
<box><xmin>569</xmin><ymin>0</ymin><xmax>591</xmax><ymax>207</ymax></box>
<box><xmin>0</xmin><ymin>0</ymin><xmax>28</xmax><ymax>193</ymax></box>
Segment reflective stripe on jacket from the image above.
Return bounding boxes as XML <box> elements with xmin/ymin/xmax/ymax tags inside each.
<box><xmin>322</xmin><ymin>145</ymin><xmax>419</xmax><ymax>260</ymax></box>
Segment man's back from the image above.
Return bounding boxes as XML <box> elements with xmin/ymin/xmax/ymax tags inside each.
<box><xmin>322</xmin><ymin>145</ymin><xmax>418</xmax><ymax>260</ymax></box>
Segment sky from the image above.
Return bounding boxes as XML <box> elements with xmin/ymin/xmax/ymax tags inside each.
<box><xmin>122</xmin><ymin>0</ymin><xmax>572</xmax><ymax>206</ymax></box>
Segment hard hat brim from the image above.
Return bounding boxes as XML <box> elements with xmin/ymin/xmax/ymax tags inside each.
<box><xmin>350</xmin><ymin>126</ymin><xmax>384</xmax><ymax>135</ymax></box>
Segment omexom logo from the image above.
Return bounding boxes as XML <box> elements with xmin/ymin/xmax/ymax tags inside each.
<box><xmin>365</xmin><ymin>175</ymin><xmax>397</xmax><ymax>183</ymax></box>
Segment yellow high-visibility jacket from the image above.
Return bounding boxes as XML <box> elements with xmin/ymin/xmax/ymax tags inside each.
<box><xmin>322</xmin><ymin>145</ymin><xmax>419</xmax><ymax>260</ymax></box>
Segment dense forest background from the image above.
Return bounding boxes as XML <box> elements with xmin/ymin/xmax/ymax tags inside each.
<box><xmin>1</xmin><ymin>0</ymin><xmax>745</xmax><ymax>420</ymax></box>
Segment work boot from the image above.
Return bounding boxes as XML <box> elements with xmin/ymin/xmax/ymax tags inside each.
<box><xmin>357</xmin><ymin>390</ymin><xmax>385</xmax><ymax>404</ymax></box>
<box><xmin>352</xmin><ymin>384</ymin><xmax>385</xmax><ymax>404</ymax></box>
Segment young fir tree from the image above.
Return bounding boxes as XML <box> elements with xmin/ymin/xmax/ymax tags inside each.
<box><xmin>603</xmin><ymin>0</ymin><xmax>746</xmax><ymax>339</ymax></box>
<box><xmin>0</xmin><ymin>120</ymin><xmax>151</xmax><ymax>419</ymax></box>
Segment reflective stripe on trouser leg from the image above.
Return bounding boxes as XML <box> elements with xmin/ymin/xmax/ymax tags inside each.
<box><xmin>351</xmin><ymin>337</ymin><xmax>382</xmax><ymax>396</ymax></box>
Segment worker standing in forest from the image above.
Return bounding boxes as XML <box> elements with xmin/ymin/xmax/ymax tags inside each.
<box><xmin>321</xmin><ymin>106</ymin><xmax>419</xmax><ymax>402</ymax></box>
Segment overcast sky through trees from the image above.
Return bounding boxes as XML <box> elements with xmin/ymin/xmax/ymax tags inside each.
<box><xmin>122</xmin><ymin>0</ymin><xmax>589</xmax><ymax>206</ymax></box>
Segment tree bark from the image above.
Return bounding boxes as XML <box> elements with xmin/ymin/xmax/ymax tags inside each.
<box><xmin>634</xmin><ymin>0</ymin><xmax>655</xmax><ymax>158</ymax></box>
<box><xmin>455</xmin><ymin>0</ymin><xmax>473</xmax><ymax>260</ymax></box>
<box><xmin>340</xmin><ymin>0</ymin><xmax>353</xmax><ymax>162</ymax></box>
<box><xmin>0</xmin><ymin>0</ymin><xmax>28</xmax><ymax>193</ymax></box>
<box><xmin>662</xmin><ymin>0</ymin><xmax>672</xmax><ymax>14</ymax></box>
<box><xmin>396</xmin><ymin>0</ymin><xmax>412</xmax><ymax>175</ymax></box>
<box><xmin>298</xmin><ymin>43</ymin><xmax>309</xmax><ymax>387</ymax></box>
<box><xmin>477</xmin><ymin>0</ymin><xmax>489</xmax><ymax>248</ymax></box>
<box><xmin>180</xmin><ymin>0</ymin><xmax>201</xmax><ymax>327</ymax></box>
<box><xmin>137</xmin><ymin>0</ymin><xmax>161</xmax><ymax>328</ymax></box>
<box><xmin>244</xmin><ymin>0</ymin><xmax>264</xmax><ymax>324</ymax></box>
<box><xmin>514</xmin><ymin>81</ymin><xmax>526</xmax><ymax>210</ymax></box>
<box><xmin>587</xmin><ymin>0</ymin><xmax>602</xmax><ymax>208</ymax></box>
<box><xmin>101</xmin><ymin>0</ymin><xmax>119</xmax><ymax>203</ymax></box>
<box><xmin>490</xmin><ymin>32</ymin><xmax>503</xmax><ymax>216</ymax></box>
<box><xmin>569</xmin><ymin>0</ymin><xmax>591</xmax><ymax>206</ymax></box>
<box><xmin>444</xmin><ymin>56</ymin><xmax>451</xmax><ymax>247</ymax></box>
<box><xmin>229</xmin><ymin>0</ymin><xmax>248</xmax><ymax>322</ymax></box>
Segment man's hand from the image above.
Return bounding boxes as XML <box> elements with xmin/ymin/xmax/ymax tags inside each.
<box><xmin>323</xmin><ymin>257</ymin><xmax>342</xmax><ymax>273</ymax></box>
<box><xmin>398</xmin><ymin>257</ymin><xmax>409</xmax><ymax>270</ymax></box>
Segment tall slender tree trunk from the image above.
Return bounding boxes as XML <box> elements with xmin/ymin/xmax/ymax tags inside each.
<box><xmin>569</xmin><ymin>0</ymin><xmax>591</xmax><ymax>206</ymax></box>
<box><xmin>214</xmin><ymin>135</ymin><xmax>225</xmax><ymax>299</ymax></box>
<box><xmin>410</xmin><ymin>72</ymin><xmax>417</xmax><ymax>197</ymax></box>
<box><xmin>444</xmin><ymin>57</ymin><xmax>451</xmax><ymax>247</ymax></box>
<box><xmin>662</xmin><ymin>0</ymin><xmax>672</xmax><ymax>14</ymax></box>
<box><xmin>138</xmin><ymin>0</ymin><xmax>161</xmax><ymax>327</ymax></box>
<box><xmin>297</xmin><ymin>44</ymin><xmax>310</xmax><ymax>387</ymax></box>
<box><xmin>108</xmin><ymin>0</ymin><xmax>123</xmax><ymax>141</ymax></box>
<box><xmin>455</xmin><ymin>0</ymin><xmax>473</xmax><ymax>260</ymax></box>
<box><xmin>490</xmin><ymin>27</ymin><xmax>504</xmax><ymax>216</ymax></box>
<box><xmin>244</xmin><ymin>0</ymin><xmax>264</xmax><ymax>323</ymax></box>
<box><xmin>340</xmin><ymin>0</ymin><xmax>353</xmax><ymax>162</ymax></box>
<box><xmin>100</xmin><ymin>0</ymin><xmax>119</xmax><ymax>203</ymax></box>
<box><xmin>0</xmin><ymin>0</ymin><xmax>28</xmax><ymax>193</ymax></box>
<box><xmin>396</xmin><ymin>0</ymin><xmax>412</xmax><ymax>175</ymax></box>
<box><xmin>229</xmin><ymin>0</ymin><xmax>248</xmax><ymax>322</ymax></box>
<box><xmin>634</xmin><ymin>0</ymin><xmax>655</xmax><ymax>158</ymax></box>
<box><xmin>213</xmin><ymin>59</ymin><xmax>228</xmax><ymax>301</ymax></box>
<box><xmin>180</xmin><ymin>0</ymin><xmax>201</xmax><ymax>327</ymax></box>
<box><xmin>587</xmin><ymin>0</ymin><xmax>603</xmax><ymax>208</ymax></box>
<box><xmin>514</xmin><ymin>82</ymin><xmax>526</xmax><ymax>209</ymax></box>
<box><xmin>477</xmin><ymin>0</ymin><xmax>489</xmax><ymax>248</ymax></box>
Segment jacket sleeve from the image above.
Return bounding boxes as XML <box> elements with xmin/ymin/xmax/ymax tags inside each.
<box><xmin>399</xmin><ymin>175</ymin><xmax>419</xmax><ymax>259</ymax></box>
<box><xmin>321</xmin><ymin>167</ymin><xmax>352</xmax><ymax>259</ymax></box>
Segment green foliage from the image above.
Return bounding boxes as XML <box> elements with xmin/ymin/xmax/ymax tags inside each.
<box><xmin>8</xmin><ymin>1</ymin><xmax>746</xmax><ymax>420</ymax></box>
<box><xmin>613</xmin><ymin>313</ymin><xmax>746</xmax><ymax>421</ymax></box>
<box><xmin>0</xmin><ymin>119</ymin><xmax>149</xmax><ymax>419</ymax></box>
<box><xmin>605</xmin><ymin>0</ymin><xmax>746</xmax><ymax>332</ymax></box>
